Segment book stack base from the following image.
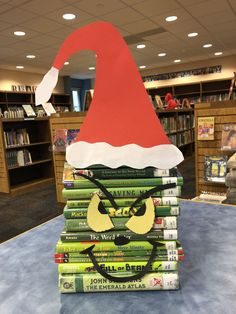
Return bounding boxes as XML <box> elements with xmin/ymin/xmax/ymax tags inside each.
<box><xmin>55</xmin><ymin>164</ymin><xmax>184</xmax><ymax>293</ymax></box>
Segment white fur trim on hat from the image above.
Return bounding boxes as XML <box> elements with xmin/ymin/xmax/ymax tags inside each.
<box><xmin>66</xmin><ymin>141</ymin><xmax>184</xmax><ymax>169</ymax></box>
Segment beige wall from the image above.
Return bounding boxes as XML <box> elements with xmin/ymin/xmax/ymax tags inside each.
<box><xmin>0</xmin><ymin>69</ymin><xmax>64</xmax><ymax>93</ymax></box>
<box><xmin>141</xmin><ymin>55</ymin><xmax>236</xmax><ymax>89</ymax></box>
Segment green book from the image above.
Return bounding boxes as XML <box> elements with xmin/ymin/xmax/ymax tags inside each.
<box><xmin>59</xmin><ymin>272</ymin><xmax>179</xmax><ymax>293</ymax></box>
<box><xmin>60</xmin><ymin>229</ymin><xmax>178</xmax><ymax>242</ymax></box>
<box><xmin>62</xmin><ymin>186</ymin><xmax>182</xmax><ymax>200</ymax></box>
<box><xmin>65</xmin><ymin>217</ymin><xmax>177</xmax><ymax>232</ymax></box>
<box><xmin>58</xmin><ymin>260</ymin><xmax>178</xmax><ymax>274</ymax></box>
<box><xmin>66</xmin><ymin>196</ymin><xmax>179</xmax><ymax>208</ymax></box>
<box><xmin>63</xmin><ymin>205</ymin><xmax>180</xmax><ymax>219</ymax></box>
<box><xmin>54</xmin><ymin>248</ymin><xmax>184</xmax><ymax>259</ymax></box>
<box><xmin>55</xmin><ymin>254</ymin><xmax>184</xmax><ymax>263</ymax></box>
<box><xmin>64</xmin><ymin>177</ymin><xmax>183</xmax><ymax>189</ymax></box>
<box><xmin>56</xmin><ymin>240</ymin><xmax>180</xmax><ymax>253</ymax></box>
<box><xmin>63</xmin><ymin>162</ymin><xmax>179</xmax><ymax>180</ymax></box>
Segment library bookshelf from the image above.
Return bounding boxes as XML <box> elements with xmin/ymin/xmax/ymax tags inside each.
<box><xmin>0</xmin><ymin>90</ymin><xmax>71</xmax><ymax>118</ymax></box>
<box><xmin>195</xmin><ymin>100</ymin><xmax>236</xmax><ymax>196</ymax></box>
<box><xmin>49</xmin><ymin>112</ymin><xmax>86</xmax><ymax>203</ymax></box>
<box><xmin>0</xmin><ymin>117</ymin><xmax>53</xmax><ymax>195</ymax></box>
<box><xmin>145</xmin><ymin>78</ymin><xmax>235</xmax><ymax>107</ymax></box>
<box><xmin>157</xmin><ymin>108</ymin><xmax>195</xmax><ymax>157</ymax></box>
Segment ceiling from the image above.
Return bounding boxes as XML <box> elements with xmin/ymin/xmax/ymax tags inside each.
<box><xmin>0</xmin><ymin>0</ymin><xmax>236</xmax><ymax>78</ymax></box>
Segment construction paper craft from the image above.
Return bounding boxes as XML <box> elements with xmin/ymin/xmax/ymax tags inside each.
<box><xmin>125</xmin><ymin>197</ymin><xmax>155</xmax><ymax>234</ymax></box>
<box><xmin>87</xmin><ymin>194</ymin><xmax>114</xmax><ymax>232</ymax></box>
<box><xmin>35</xmin><ymin>21</ymin><xmax>183</xmax><ymax>170</ymax></box>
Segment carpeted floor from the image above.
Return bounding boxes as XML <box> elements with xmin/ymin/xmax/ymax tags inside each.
<box><xmin>0</xmin><ymin>183</ymin><xmax>64</xmax><ymax>243</ymax></box>
<box><xmin>0</xmin><ymin>154</ymin><xmax>195</xmax><ymax>243</ymax></box>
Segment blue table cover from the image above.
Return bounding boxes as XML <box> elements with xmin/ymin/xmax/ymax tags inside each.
<box><xmin>0</xmin><ymin>200</ymin><xmax>236</xmax><ymax>314</ymax></box>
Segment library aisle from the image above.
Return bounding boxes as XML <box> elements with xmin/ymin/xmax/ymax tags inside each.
<box><xmin>0</xmin><ymin>200</ymin><xmax>235</xmax><ymax>314</ymax></box>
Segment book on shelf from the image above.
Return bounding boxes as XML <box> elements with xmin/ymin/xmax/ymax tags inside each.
<box><xmin>63</xmin><ymin>162</ymin><xmax>179</xmax><ymax>181</ymax></box>
<box><xmin>221</xmin><ymin>124</ymin><xmax>236</xmax><ymax>150</ymax></box>
<box><xmin>4</xmin><ymin>128</ymin><xmax>30</xmax><ymax>147</ymax></box>
<box><xmin>65</xmin><ymin>217</ymin><xmax>178</xmax><ymax>232</ymax></box>
<box><xmin>59</xmin><ymin>272</ymin><xmax>179</xmax><ymax>293</ymax></box>
<box><xmin>55</xmin><ymin>247</ymin><xmax>184</xmax><ymax>259</ymax></box>
<box><xmin>6</xmin><ymin>149</ymin><xmax>32</xmax><ymax>168</ymax></box>
<box><xmin>58</xmin><ymin>260</ymin><xmax>178</xmax><ymax>274</ymax></box>
<box><xmin>204</xmin><ymin>155</ymin><xmax>227</xmax><ymax>183</ymax></box>
<box><xmin>55</xmin><ymin>254</ymin><xmax>184</xmax><ymax>263</ymax></box>
<box><xmin>56</xmin><ymin>239</ymin><xmax>179</xmax><ymax>253</ymax></box>
<box><xmin>6</xmin><ymin>106</ymin><xmax>24</xmax><ymax>119</ymax></box>
<box><xmin>60</xmin><ymin>229</ymin><xmax>178</xmax><ymax>242</ymax></box>
<box><xmin>42</xmin><ymin>102</ymin><xmax>56</xmax><ymax>116</ymax></box>
<box><xmin>62</xmin><ymin>185</ymin><xmax>182</xmax><ymax>200</ymax></box>
<box><xmin>63</xmin><ymin>205</ymin><xmax>180</xmax><ymax>219</ymax></box>
<box><xmin>66</xmin><ymin>129</ymin><xmax>80</xmax><ymax>146</ymax></box>
<box><xmin>55</xmin><ymin>106</ymin><xmax>70</xmax><ymax>113</ymax></box>
<box><xmin>197</xmin><ymin>117</ymin><xmax>214</xmax><ymax>140</ymax></box>
<box><xmin>53</xmin><ymin>129</ymin><xmax>67</xmax><ymax>152</ymax></box>
<box><xmin>22</xmin><ymin>104</ymin><xmax>36</xmax><ymax>117</ymax></box>
<box><xmin>63</xmin><ymin>176</ymin><xmax>183</xmax><ymax>189</ymax></box>
<box><xmin>66</xmin><ymin>196</ymin><xmax>179</xmax><ymax>208</ymax></box>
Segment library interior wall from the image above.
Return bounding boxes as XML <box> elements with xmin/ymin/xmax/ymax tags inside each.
<box><xmin>0</xmin><ymin>68</ymin><xmax>64</xmax><ymax>93</ymax></box>
<box><xmin>141</xmin><ymin>54</ymin><xmax>236</xmax><ymax>88</ymax></box>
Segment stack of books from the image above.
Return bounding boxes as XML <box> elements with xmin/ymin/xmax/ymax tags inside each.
<box><xmin>55</xmin><ymin>163</ymin><xmax>184</xmax><ymax>293</ymax></box>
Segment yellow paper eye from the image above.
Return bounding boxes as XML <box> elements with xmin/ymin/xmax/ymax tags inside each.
<box><xmin>87</xmin><ymin>194</ymin><xmax>114</xmax><ymax>232</ymax></box>
<box><xmin>125</xmin><ymin>197</ymin><xmax>155</xmax><ymax>234</ymax></box>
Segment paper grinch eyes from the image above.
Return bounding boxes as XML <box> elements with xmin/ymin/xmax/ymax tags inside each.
<box><xmin>76</xmin><ymin>172</ymin><xmax>176</xmax><ymax>235</ymax></box>
<box><xmin>87</xmin><ymin>193</ymin><xmax>155</xmax><ymax>234</ymax></box>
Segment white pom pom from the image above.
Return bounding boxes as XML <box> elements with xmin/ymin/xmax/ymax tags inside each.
<box><xmin>35</xmin><ymin>67</ymin><xmax>59</xmax><ymax>106</ymax></box>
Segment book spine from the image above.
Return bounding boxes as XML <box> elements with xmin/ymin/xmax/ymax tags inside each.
<box><xmin>60</xmin><ymin>229</ymin><xmax>178</xmax><ymax>242</ymax></box>
<box><xmin>59</xmin><ymin>272</ymin><xmax>179</xmax><ymax>293</ymax></box>
<box><xmin>58</xmin><ymin>260</ymin><xmax>178</xmax><ymax>274</ymax></box>
<box><xmin>62</xmin><ymin>186</ymin><xmax>181</xmax><ymax>199</ymax></box>
<box><xmin>55</xmin><ymin>254</ymin><xmax>184</xmax><ymax>263</ymax></box>
<box><xmin>64</xmin><ymin>177</ymin><xmax>183</xmax><ymax>189</ymax></box>
<box><xmin>56</xmin><ymin>240</ymin><xmax>178</xmax><ymax>253</ymax></box>
<box><xmin>73</xmin><ymin>167</ymin><xmax>177</xmax><ymax>179</ymax></box>
<box><xmin>66</xmin><ymin>196</ymin><xmax>179</xmax><ymax>208</ymax></box>
<box><xmin>65</xmin><ymin>217</ymin><xmax>177</xmax><ymax>232</ymax></box>
<box><xmin>63</xmin><ymin>206</ymin><xmax>180</xmax><ymax>219</ymax></box>
<box><xmin>55</xmin><ymin>248</ymin><xmax>184</xmax><ymax>259</ymax></box>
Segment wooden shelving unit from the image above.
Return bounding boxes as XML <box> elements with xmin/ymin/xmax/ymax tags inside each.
<box><xmin>0</xmin><ymin>90</ymin><xmax>72</xmax><ymax>118</ymax></box>
<box><xmin>0</xmin><ymin>116</ymin><xmax>54</xmax><ymax>194</ymax></box>
<box><xmin>49</xmin><ymin>112</ymin><xmax>86</xmax><ymax>203</ymax></box>
<box><xmin>146</xmin><ymin>78</ymin><xmax>234</xmax><ymax>106</ymax></box>
<box><xmin>195</xmin><ymin>100</ymin><xmax>236</xmax><ymax>196</ymax></box>
<box><xmin>156</xmin><ymin>108</ymin><xmax>195</xmax><ymax>157</ymax></box>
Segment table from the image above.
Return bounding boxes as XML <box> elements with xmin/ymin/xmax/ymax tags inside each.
<box><xmin>0</xmin><ymin>200</ymin><xmax>236</xmax><ymax>314</ymax></box>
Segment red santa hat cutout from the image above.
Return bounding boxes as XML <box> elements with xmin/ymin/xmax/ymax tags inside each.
<box><xmin>36</xmin><ymin>21</ymin><xmax>183</xmax><ymax>169</ymax></box>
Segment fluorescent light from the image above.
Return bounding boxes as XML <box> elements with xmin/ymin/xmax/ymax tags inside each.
<box><xmin>214</xmin><ymin>51</ymin><xmax>223</xmax><ymax>56</ymax></box>
<box><xmin>137</xmin><ymin>44</ymin><xmax>146</xmax><ymax>49</ymax></box>
<box><xmin>188</xmin><ymin>32</ymin><xmax>198</xmax><ymax>37</ymax></box>
<box><xmin>165</xmin><ymin>16</ymin><xmax>177</xmax><ymax>22</ymax></box>
<box><xmin>203</xmin><ymin>43</ymin><xmax>212</xmax><ymax>48</ymax></box>
<box><xmin>139</xmin><ymin>65</ymin><xmax>146</xmax><ymax>69</ymax></box>
<box><xmin>26</xmin><ymin>55</ymin><xmax>35</xmax><ymax>59</ymax></box>
<box><xmin>64</xmin><ymin>62</ymin><xmax>69</xmax><ymax>65</ymax></box>
<box><xmin>158</xmin><ymin>52</ymin><xmax>166</xmax><ymax>57</ymax></box>
<box><xmin>16</xmin><ymin>66</ymin><xmax>24</xmax><ymax>69</ymax></box>
<box><xmin>62</xmin><ymin>13</ymin><xmax>76</xmax><ymax>20</ymax></box>
<box><xmin>174</xmin><ymin>59</ymin><xmax>181</xmax><ymax>63</ymax></box>
<box><xmin>89</xmin><ymin>67</ymin><xmax>95</xmax><ymax>70</ymax></box>
<box><xmin>14</xmin><ymin>31</ymin><xmax>25</xmax><ymax>36</ymax></box>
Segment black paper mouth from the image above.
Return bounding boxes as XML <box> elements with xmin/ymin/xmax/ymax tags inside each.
<box><xmin>80</xmin><ymin>241</ymin><xmax>158</xmax><ymax>283</ymax></box>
